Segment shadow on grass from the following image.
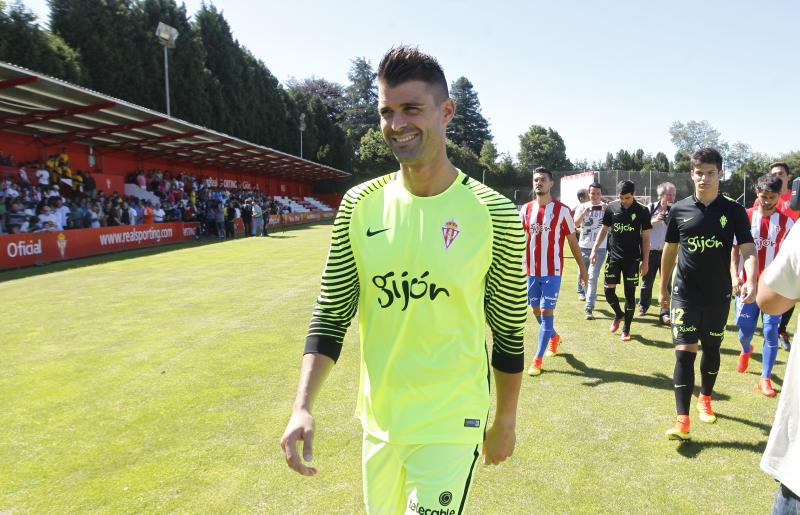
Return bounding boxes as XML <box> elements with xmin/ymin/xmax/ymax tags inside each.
<box><xmin>715</xmin><ymin>413</ymin><xmax>773</xmax><ymax>436</ymax></box>
<box><xmin>0</xmin><ymin>221</ymin><xmax>331</xmax><ymax>283</ymax></box>
<box><xmin>548</xmin><ymin>353</ymin><xmax>730</xmax><ymax>400</ymax></box>
<box><xmin>675</xmin><ymin>439</ymin><xmax>768</xmax><ymax>458</ymax></box>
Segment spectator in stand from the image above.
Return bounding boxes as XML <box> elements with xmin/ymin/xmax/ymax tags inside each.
<box><xmin>87</xmin><ymin>203</ymin><xmax>101</xmax><ymax>228</ymax></box>
<box><xmin>70</xmin><ymin>201</ymin><xmax>84</xmax><ymax>229</ymax></box>
<box><xmin>6</xmin><ymin>201</ymin><xmax>27</xmax><ymax>233</ymax></box>
<box><xmin>107</xmin><ymin>202</ymin><xmax>121</xmax><ymax>226</ymax></box>
<box><xmin>251</xmin><ymin>199</ymin><xmax>263</xmax><ymax>237</ymax></box>
<box><xmin>53</xmin><ymin>198</ymin><xmax>70</xmax><ymax>229</ymax></box>
<box><xmin>215</xmin><ymin>202</ymin><xmax>225</xmax><ymax>239</ymax></box>
<box><xmin>224</xmin><ymin>202</ymin><xmax>236</xmax><ymax>238</ymax></box>
<box><xmin>242</xmin><ymin>198</ymin><xmax>253</xmax><ymax>236</ymax></box>
<box><xmin>35</xmin><ymin>164</ymin><xmax>49</xmax><ymax>188</ymax></box>
<box><xmin>37</xmin><ymin>204</ymin><xmax>61</xmax><ymax>231</ymax></box>
<box><xmin>120</xmin><ymin>201</ymin><xmax>132</xmax><ymax>225</ymax></box>
<box><xmin>143</xmin><ymin>201</ymin><xmax>155</xmax><ymax>224</ymax></box>
<box><xmin>18</xmin><ymin>166</ymin><xmax>30</xmax><ymax>188</ymax></box>
<box><xmin>134</xmin><ymin>200</ymin><xmax>144</xmax><ymax>225</ymax></box>
<box><xmin>84</xmin><ymin>170</ymin><xmax>96</xmax><ymax>198</ymax></box>
<box><xmin>136</xmin><ymin>171</ymin><xmax>147</xmax><ymax>191</ymax></box>
<box><xmin>0</xmin><ymin>197</ymin><xmax>6</xmax><ymax>234</ymax></box>
<box><xmin>153</xmin><ymin>202</ymin><xmax>165</xmax><ymax>223</ymax></box>
<box><xmin>4</xmin><ymin>181</ymin><xmax>20</xmax><ymax>199</ymax></box>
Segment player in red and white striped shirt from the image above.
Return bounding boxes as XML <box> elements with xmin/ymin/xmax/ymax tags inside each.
<box><xmin>732</xmin><ymin>174</ymin><xmax>795</xmax><ymax>396</ymax></box>
<box><xmin>520</xmin><ymin>167</ymin><xmax>588</xmax><ymax>376</ymax></box>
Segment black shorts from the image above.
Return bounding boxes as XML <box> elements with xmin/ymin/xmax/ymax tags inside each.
<box><xmin>670</xmin><ymin>301</ymin><xmax>730</xmax><ymax>345</ymax></box>
<box><xmin>604</xmin><ymin>258</ymin><xmax>640</xmax><ymax>286</ymax></box>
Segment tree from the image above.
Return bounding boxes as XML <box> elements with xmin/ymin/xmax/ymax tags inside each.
<box><xmin>357</xmin><ymin>128</ymin><xmax>395</xmax><ymax>177</ymax></box>
<box><xmin>669</xmin><ymin>120</ymin><xmax>730</xmax><ymax>170</ymax></box>
<box><xmin>479</xmin><ymin>140</ymin><xmax>498</xmax><ymax>172</ymax></box>
<box><xmin>342</xmin><ymin>57</ymin><xmax>379</xmax><ymax>152</ymax></box>
<box><xmin>518</xmin><ymin>125</ymin><xmax>572</xmax><ymax>172</ymax></box>
<box><xmin>723</xmin><ymin>154</ymin><xmax>773</xmax><ymax>200</ymax></box>
<box><xmin>447</xmin><ymin>141</ymin><xmax>482</xmax><ymax>179</ymax></box>
<box><xmin>615</xmin><ymin>149</ymin><xmax>633</xmax><ymax>170</ymax></box>
<box><xmin>447</xmin><ymin>77</ymin><xmax>492</xmax><ymax>155</ymax></box>
<box><xmin>286</xmin><ymin>76</ymin><xmax>346</xmax><ymax>123</ymax></box>
<box><xmin>604</xmin><ymin>152</ymin><xmax>615</xmax><ymax>170</ymax></box>
<box><xmin>0</xmin><ymin>2</ymin><xmax>84</xmax><ymax>84</ymax></box>
<box><xmin>654</xmin><ymin>152</ymin><xmax>671</xmax><ymax>173</ymax></box>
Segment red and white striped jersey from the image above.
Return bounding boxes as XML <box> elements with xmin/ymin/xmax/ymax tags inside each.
<box><xmin>738</xmin><ymin>208</ymin><xmax>794</xmax><ymax>280</ymax></box>
<box><xmin>520</xmin><ymin>200</ymin><xmax>576</xmax><ymax>277</ymax></box>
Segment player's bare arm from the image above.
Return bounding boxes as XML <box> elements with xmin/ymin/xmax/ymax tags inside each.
<box><xmin>659</xmin><ymin>242</ymin><xmax>679</xmax><ymax>309</ymax></box>
<box><xmin>483</xmin><ymin>369</ymin><xmax>521</xmax><ymax>466</ymax></box>
<box><xmin>280</xmin><ymin>353</ymin><xmax>334</xmax><ymax>476</ymax></box>
<box><xmin>738</xmin><ymin>242</ymin><xmax>759</xmax><ymax>304</ymax></box>
<box><xmin>567</xmin><ymin>232</ymin><xmax>589</xmax><ymax>288</ymax></box>
<box><xmin>730</xmin><ymin>245</ymin><xmax>742</xmax><ymax>296</ymax></box>
<box><xmin>640</xmin><ymin>229</ymin><xmax>650</xmax><ymax>277</ymax></box>
<box><xmin>590</xmin><ymin>225</ymin><xmax>609</xmax><ymax>264</ymax></box>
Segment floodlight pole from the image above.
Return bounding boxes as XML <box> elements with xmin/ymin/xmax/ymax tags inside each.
<box><xmin>299</xmin><ymin>113</ymin><xmax>306</xmax><ymax>159</ymax></box>
<box><xmin>164</xmin><ymin>46</ymin><xmax>170</xmax><ymax>116</ymax></box>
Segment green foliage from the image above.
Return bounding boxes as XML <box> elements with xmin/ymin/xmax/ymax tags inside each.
<box><xmin>722</xmin><ymin>154</ymin><xmax>774</xmax><ymax>200</ymax></box>
<box><xmin>777</xmin><ymin>150</ymin><xmax>800</xmax><ymax>176</ymax></box>
<box><xmin>446</xmin><ymin>140</ymin><xmax>482</xmax><ymax>179</ymax></box>
<box><xmin>669</xmin><ymin>120</ymin><xmax>727</xmax><ymax>156</ymax></box>
<box><xmin>356</xmin><ymin>128</ymin><xmax>395</xmax><ymax>177</ymax></box>
<box><xmin>518</xmin><ymin>125</ymin><xmax>572</xmax><ymax>172</ymax></box>
<box><xmin>342</xmin><ymin>57</ymin><xmax>378</xmax><ymax>152</ymax></box>
<box><xmin>0</xmin><ymin>2</ymin><xmax>84</xmax><ymax>83</ymax></box>
<box><xmin>448</xmin><ymin>77</ymin><xmax>492</xmax><ymax>155</ymax></box>
<box><xmin>479</xmin><ymin>140</ymin><xmax>498</xmax><ymax>171</ymax></box>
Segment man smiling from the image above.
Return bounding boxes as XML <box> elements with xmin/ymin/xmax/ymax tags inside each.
<box><xmin>280</xmin><ymin>46</ymin><xmax>527</xmax><ymax>513</ymax></box>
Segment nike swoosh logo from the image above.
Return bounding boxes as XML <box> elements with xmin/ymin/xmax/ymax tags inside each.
<box><xmin>674</xmin><ymin>384</ymin><xmax>688</xmax><ymax>388</ymax></box>
<box><xmin>366</xmin><ymin>227</ymin><xmax>391</xmax><ymax>237</ymax></box>
<box><xmin>682</xmin><ymin>217</ymin><xmax>694</xmax><ymax>223</ymax></box>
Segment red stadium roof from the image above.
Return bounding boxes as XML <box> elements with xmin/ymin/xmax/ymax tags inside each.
<box><xmin>0</xmin><ymin>61</ymin><xmax>348</xmax><ymax>181</ymax></box>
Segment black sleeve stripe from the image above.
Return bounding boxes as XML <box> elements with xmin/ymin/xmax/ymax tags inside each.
<box><xmin>463</xmin><ymin>176</ymin><xmax>528</xmax><ymax>374</ymax></box>
<box><xmin>305</xmin><ymin>174</ymin><xmax>393</xmax><ymax>362</ymax></box>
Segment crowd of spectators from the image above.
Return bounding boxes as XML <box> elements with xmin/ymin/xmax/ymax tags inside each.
<box><xmin>1</xmin><ymin>149</ymin><xmax>297</xmax><ymax>238</ymax></box>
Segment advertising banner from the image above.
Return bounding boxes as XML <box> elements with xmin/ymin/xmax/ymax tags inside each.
<box><xmin>0</xmin><ymin>222</ymin><xmax>200</xmax><ymax>270</ymax></box>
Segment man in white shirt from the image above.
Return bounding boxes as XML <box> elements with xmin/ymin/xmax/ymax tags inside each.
<box><xmin>759</xmin><ymin>222</ymin><xmax>800</xmax><ymax>513</ymax></box>
<box><xmin>153</xmin><ymin>203</ymin><xmax>166</xmax><ymax>223</ymax></box>
<box><xmin>37</xmin><ymin>205</ymin><xmax>62</xmax><ymax>231</ymax></box>
<box><xmin>573</xmin><ymin>182</ymin><xmax>607</xmax><ymax>320</ymax></box>
<box><xmin>54</xmin><ymin>199</ymin><xmax>70</xmax><ymax>229</ymax></box>
<box><xmin>35</xmin><ymin>167</ymin><xmax>50</xmax><ymax>187</ymax></box>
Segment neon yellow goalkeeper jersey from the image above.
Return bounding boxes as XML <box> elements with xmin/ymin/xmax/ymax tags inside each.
<box><xmin>305</xmin><ymin>170</ymin><xmax>527</xmax><ymax>445</ymax></box>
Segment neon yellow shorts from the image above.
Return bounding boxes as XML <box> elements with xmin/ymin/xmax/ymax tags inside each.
<box><xmin>362</xmin><ymin>433</ymin><xmax>481</xmax><ymax>514</ymax></box>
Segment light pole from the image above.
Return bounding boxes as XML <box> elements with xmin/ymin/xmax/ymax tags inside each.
<box><xmin>299</xmin><ymin>113</ymin><xmax>306</xmax><ymax>158</ymax></box>
<box><xmin>155</xmin><ymin>22</ymin><xmax>179</xmax><ymax>116</ymax></box>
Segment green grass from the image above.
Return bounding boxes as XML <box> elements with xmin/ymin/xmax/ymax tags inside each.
<box><xmin>0</xmin><ymin>222</ymin><xmax>783</xmax><ymax>513</ymax></box>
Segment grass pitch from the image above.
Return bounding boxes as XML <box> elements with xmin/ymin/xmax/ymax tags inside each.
<box><xmin>0</xmin><ymin>222</ymin><xmax>784</xmax><ymax>513</ymax></box>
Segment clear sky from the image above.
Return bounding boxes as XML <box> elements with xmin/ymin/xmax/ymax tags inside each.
<box><xmin>24</xmin><ymin>0</ymin><xmax>800</xmax><ymax>164</ymax></box>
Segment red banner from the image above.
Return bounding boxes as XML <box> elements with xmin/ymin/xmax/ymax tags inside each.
<box><xmin>267</xmin><ymin>212</ymin><xmax>335</xmax><ymax>226</ymax></box>
<box><xmin>0</xmin><ymin>222</ymin><xmax>200</xmax><ymax>270</ymax></box>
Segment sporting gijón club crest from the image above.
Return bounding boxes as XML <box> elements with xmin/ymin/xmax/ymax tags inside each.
<box><xmin>441</xmin><ymin>218</ymin><xmax>460</xmax><ymax>249</ymax></box>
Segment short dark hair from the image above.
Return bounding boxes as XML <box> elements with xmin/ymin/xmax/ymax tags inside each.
<box><xmin>617</xmin><ymin>180</ymin><xmax>635</xmax><ymax>195</ymax></box>
<box><xmin>377</xmin><ymin>46</ymin><xmax>449</xmax><ymax>103</ymax></box>
<box><xmin>756</xmin><ymin>174</ymin><xmax>783</xmax><ymax>194</ymax></box>
<box><xmin>691</xmin><ymin>147</ymin><xmax>723</xmax><ymax>171</ymax></box>
<box><xmin>769</xmin><ymin>161</ymin><xmax>790</xmax><ymax>175</ymax></box>
<box><xmin>577</xmin><ymin>188</ymin><xmax>588</xmax><ymax>200</ymax></box>
<box><xmin>533</xmin><ymin>166</ymin><xmax>552</xmax><ymax>180</ymax></box>
<box><xmin>589</xmin><ymin>182</ymin><xmax>603</xmax><ymax>192</ymax></box>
